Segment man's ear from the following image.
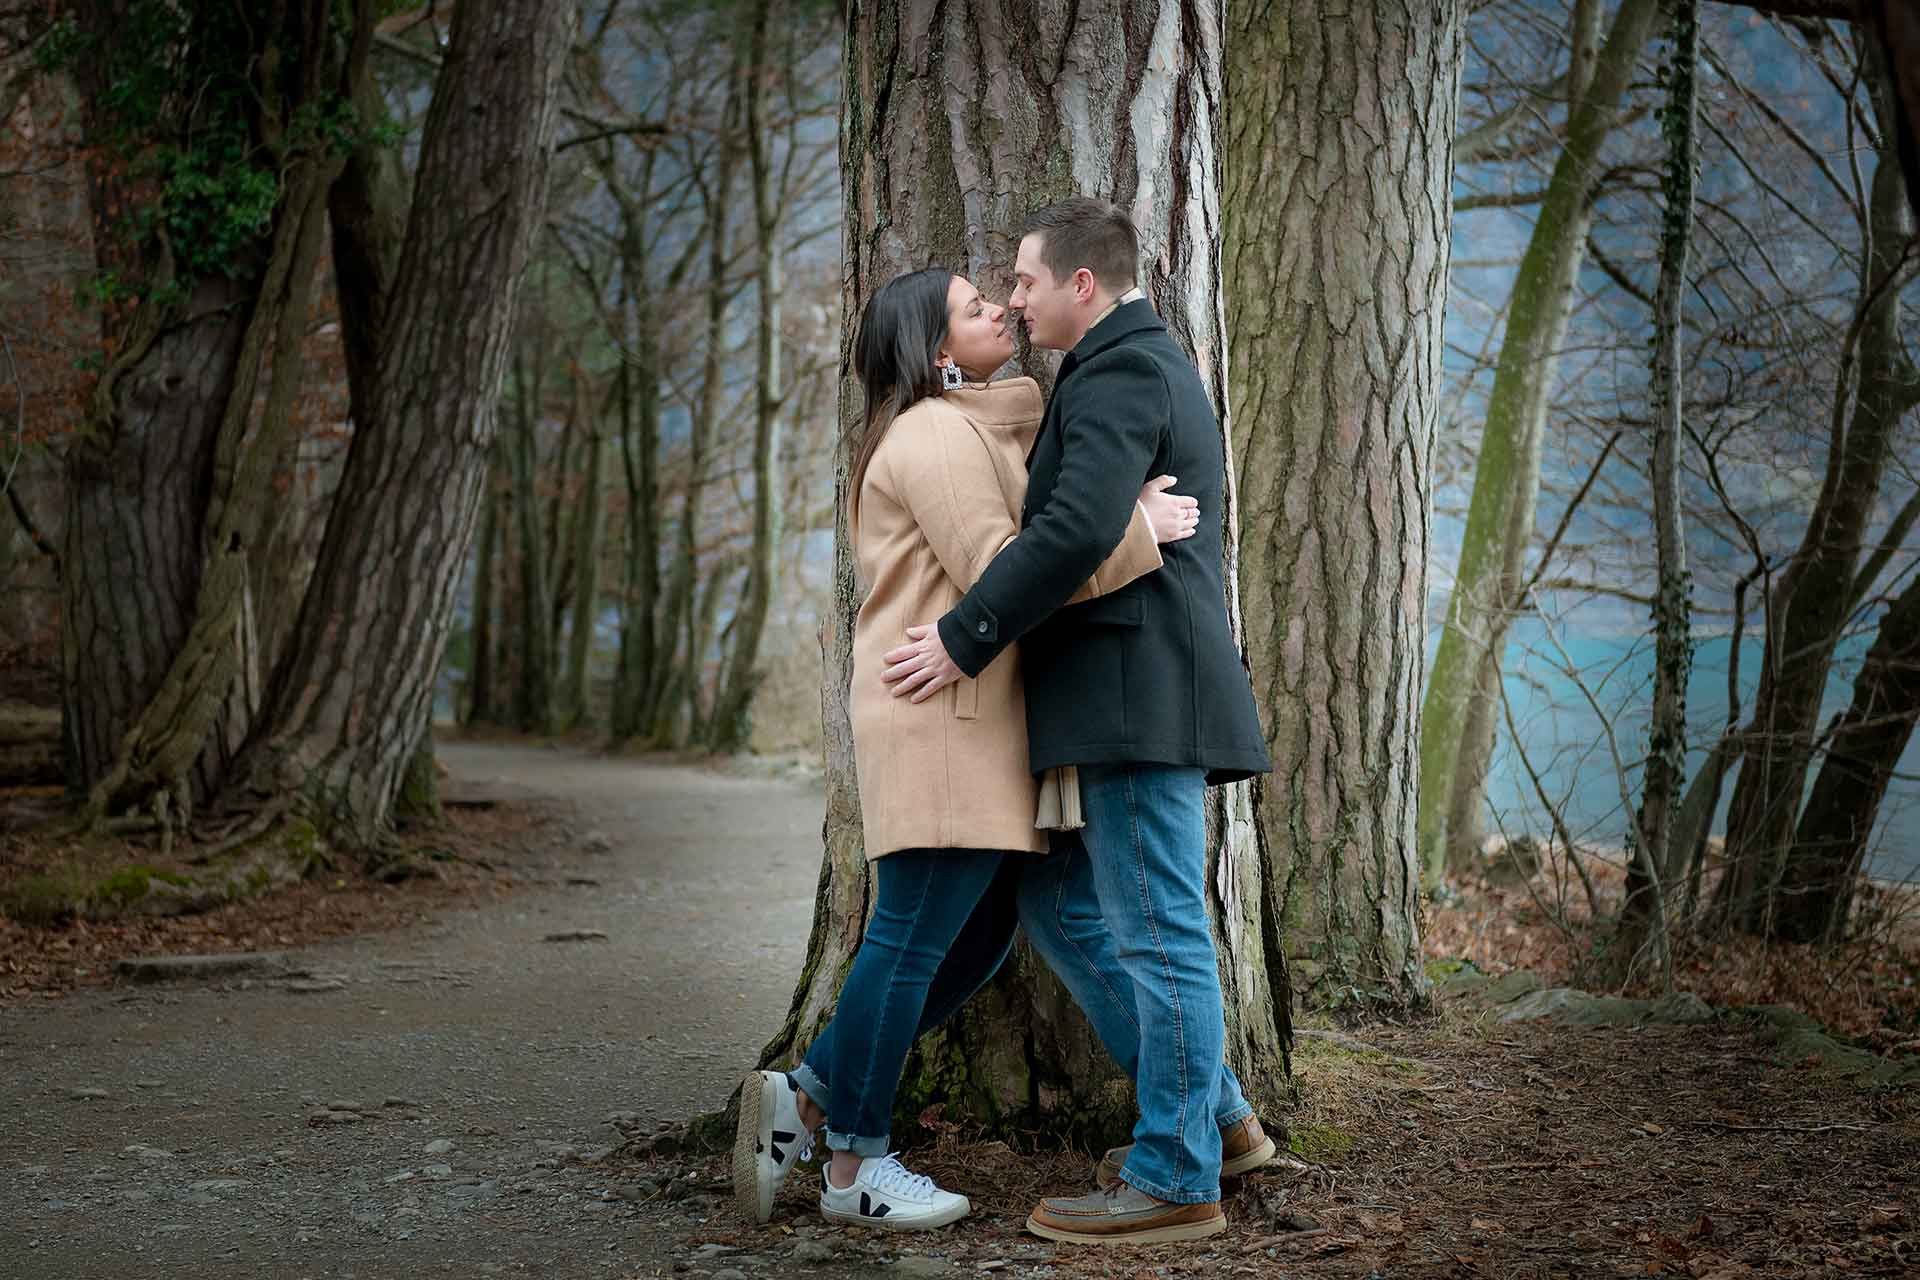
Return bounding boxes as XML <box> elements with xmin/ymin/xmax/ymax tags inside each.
<box><xmin>1074</xmin><ymin>268</ymin><xmax>1097</xmax><ymax>304</ymax></box>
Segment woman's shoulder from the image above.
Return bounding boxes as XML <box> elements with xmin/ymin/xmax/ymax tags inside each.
<box><xmin>878</xmin><ymin>396</ymin><xmax>974</xmax><ymax>459</ymax></box>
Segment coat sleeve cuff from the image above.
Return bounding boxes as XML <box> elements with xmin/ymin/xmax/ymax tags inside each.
<box><xmin>939</xmin><ymin>602</ymin><xmax>1000</xmax><ymax>679</ymax></box>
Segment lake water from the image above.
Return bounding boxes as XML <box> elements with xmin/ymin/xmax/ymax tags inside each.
<box><xmin>1476</xmin><ymin>619</ymin><xmax>1920</xmax><ymax>886</ymax></box>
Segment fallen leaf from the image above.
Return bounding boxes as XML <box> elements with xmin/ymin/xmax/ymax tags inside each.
<box><xmin>1642</xmin><ymin>1121</ymin><xmax>1665</xmax><ymax>1135</ymax></box>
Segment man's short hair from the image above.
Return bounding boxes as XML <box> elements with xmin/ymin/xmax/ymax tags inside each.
<box><xmin>1020</xmin><ymin>197</ymin><xmax>1139</xmax><ymax>290</ymax></box>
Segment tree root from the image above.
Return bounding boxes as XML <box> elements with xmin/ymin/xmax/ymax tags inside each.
<box><xmin>185</xmin><ymin>796</ymin><xmax>298</xmax><ymax>865</ymax></box>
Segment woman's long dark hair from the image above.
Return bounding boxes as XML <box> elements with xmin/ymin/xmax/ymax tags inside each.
<box><xmin>849</xmin><ymin>268</ymin><xmax>952</xmax><ymax>523</ymax></box>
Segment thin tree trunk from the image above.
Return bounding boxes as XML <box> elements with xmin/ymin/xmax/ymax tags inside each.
<box><xmin>612</xmin><ymin>324</ymin><xmax>662</xmax><ymax>741</ymax></box>
<box><xmin>750</xmin><ymin>0</ymin><xmax>1289</xmax><ymax>1147</ymax></box>
<box><xmin>1224</xmin><ymin>0</ymin><xmax>1459</xmax><ymax>1010</ymax></box>
<box><xmin>1614</xmin><ymin>0</ymin><xmax>1701</xmax><ymax>985</ymax></box>
<box><xmin>651</xmin><ymin>78</ymin><xmax>741</xmax><ymax>748</ymax></box>
<box><xmin>1438</xmin><ymin>0</ymin><xmax>1607</xmax><ymax>876</ymax></box>
<box><xmin>687</xmin><ymin>560</ymin><xmax>733</xmax><ymax>746</ymax></box>
<box><xmin>1417</xmin><ymin>0</ymin><xmax>1660</xmax><ymax>883</ymax></box>
<box><xmin>510</xmin><ymin>358</ymin><xmax>558</xmax><ymax>736</ymax></box>
<box><xmin>1718</xmin><ymin>49</ymin><xmax>1920</xmax><ymax>934</ymax></box>
<box><xmin>1781</xmin><ymin>568</ymin><xmax>1920</xmax><ymax>941</ymax></box>
<box><xmin>710</xmin><ymin>0</ymin><xmax>783</xmax><ymax>754</ymax></box>
<box><xmin>562</xmin><ymin>426</ymin><xmax>606</xmax><ymax>730</ymax></box>
<box><xmin>466</xmin><ymin>457</ymin><xmax>502</xmax><ymax>727</ymax></box>
<box><xmin>546</xmin><ymin>393</ymin><xmax>581</xmax><ymax>653</ymax></box>
<box><xmin>220</xmin><ymin>0</ymin><xmax>576</xmax><ymax>847</ymax></box>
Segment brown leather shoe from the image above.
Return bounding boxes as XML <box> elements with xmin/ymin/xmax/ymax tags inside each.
<box><xmin>1093</xmin><ymin>1114</ymin><xmax>1278</xmax><ymax>1190</ymax></box>
<box><xmin>1025</xmin><ymin>1182</ymin><xmax>1227</xmax><ymax>1245</ymax></box>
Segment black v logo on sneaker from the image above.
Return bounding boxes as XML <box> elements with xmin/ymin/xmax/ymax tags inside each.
<box><xmin>859</xmin><ymin>1191</ymin><xmax>890</xmax><ymax>1219</ymax></box>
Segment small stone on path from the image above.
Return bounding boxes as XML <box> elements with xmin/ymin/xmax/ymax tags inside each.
<box><xmin>69</xmin><ymin>1087</ymin><xmax>110</xmax><ymax>1100</ymax></box>
<box><xmin>791</xmin><ymin>1239</ymin><xmax>835</xmax><ymax>1264</ymax></box>
<box><xmin>542</xmin><ymin>929</ymin><xmax>609</xmax><ymax>943</ymax></box>
<box><xmin>890</xmin><ymin>1260</ymin><xmax>956</xmax><ymax>1279</ymax></box>
<box><xmin>424</xmin><ymin>1139</ymin><xmax>456</xmax><ymax>1155</ymax></box>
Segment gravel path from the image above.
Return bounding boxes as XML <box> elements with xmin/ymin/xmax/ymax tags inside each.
<box><xmin>0</xmin><ymin>741</ymin><xmax>896</xmax><ymax>1279</ymax></box>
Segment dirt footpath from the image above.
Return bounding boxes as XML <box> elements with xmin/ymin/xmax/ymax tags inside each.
<box><xmin>0</xmin><ymin>741</ymin><xmax>859</xmax><ymax>1279</ymax></box>
<box><xmin>5</xmin><ymin>742</ymin><xmax>1916</xmax><ymax>1280</ymax></box>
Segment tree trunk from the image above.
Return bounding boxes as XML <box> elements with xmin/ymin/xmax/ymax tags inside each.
<box><xmin>60</xmin><ymin>2</ymin><xmax>349</xmax><ymax>822</ymax></box>
<box><xmin>1781</xmin><ymin>568</ymin><xmax>1920</xmax><ymax>942</ymax></box>
<box><xmin>219</xmin><ymin>0</ymin><xmax>576</xmax><ymax>848</ymax></box>
<box><xmin>709</xmin><ymin>0</ymin><xmax>782</xmax><ymax>755</ymax></box>
<box><xmin>1416</xmin><ymin>0</ymin><xmax>1660</xmax><ymax>884</ymax></box>
<box><xmin>1718</xmin><ymin>55</ymin><xmax>1920</xmax><ymax>934</ymax></box>
<box><xmin>1225</xmin><ymin>0</ymin><xmax>1459</xmax><ymax>1010</ymax></box>
<box><xmin>687</xmin><ymin>560</ymin><xmax>733</xmax><ymax>746</ymax></box>
<box><xmin>1438</xmin><ymin>0</ymin><xmax>1609</xmax><ymax>881</ymax></box>
<box><xmin>612</xmin><ymin>317</ymin><xmax>662</xmax><ymax>742</ymax></box>
<box><xmin>750</xmin><ymin>0</ymin><xmax>1289</xmax><ymax>1148</ymax></box>
<box><xmin>1613</xmin><ymin>0</ymin><xmax>1701</xmax><ymax>985</ymax></box>
<box><xmin>466</xmin><ymin>457</ymin><xmax>502</xmax><ymax>727</ymax></box>
<box><xmin>509</xmin><ymin>358</ymin><xmax>559</xmax><ymax>736</ymax></box>
<box><xmin>546</xmin><ymin>395</ymin><xmax>581</xmax><ymax>654</ymax></box>
<box><xmin>562</xmin><ymin>426</ymin><xmax>606</xmax><ymax>730</ymax></box>
<box><xmin>651</xmin><ymin>75</ymin><xmax>741</xmax><ymax>748</ymax></box>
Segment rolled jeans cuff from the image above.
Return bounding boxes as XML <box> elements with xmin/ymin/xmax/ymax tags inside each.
<box><xmin>790</xmin><ymin>1063</ymin><xmax>830</xmax><ymax>1109</ymax></box>
<box><xmin>1116</xmin><ymin>1165</ymin><xmax>1219</xmax><ymax>1206</ymax></box>
<box><xmin>823</xmin><ymin>1128</ymin><xmax>891</xmax><ymax>1158</ymax></box>
<box><xmin>1216</xmin><ymin>1100</ymin><xmax>1254</xmax><ymax>1127</ymax></box>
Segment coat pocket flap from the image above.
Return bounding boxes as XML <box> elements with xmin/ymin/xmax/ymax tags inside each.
<box><xmin>1074</xmin><ymin>595</ymin><xmax>1144</xmax><ymax>628</ymax></box>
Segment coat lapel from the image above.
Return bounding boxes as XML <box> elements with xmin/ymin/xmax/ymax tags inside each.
<box><xmin>1023</xmin><ymin>300</ymin><xmax>1162</xmax><ymax>515</ymax></box>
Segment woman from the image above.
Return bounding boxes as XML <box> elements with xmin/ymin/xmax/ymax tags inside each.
<box><xmin>730</xmin><ymin>268</ymin><xmax>1197</xmax><ymax>1231</ymax></box>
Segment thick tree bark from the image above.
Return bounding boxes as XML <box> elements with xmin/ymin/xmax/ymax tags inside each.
<box><xmin>1416</xmin><ymin>0</ymin><xmax>1659</xmax><ymax>883</ymax></box>
<box><xmin>1781</xmin><ymin>569</ymin><xmax>1920</xmax><ymax>941</ymax></box>
<box><xmin>1225</xmin><ymin>0</ymin><xmax>1459</xmax><ymax>1010</ymax></box>
<box><xmin>219</xmin><ymin>0</ymin><xmax>576</xmax><ymax>848</ymax></box>
<box><xmin>710</xmin><ymin>0</ymin><xmax>783</xmax><ymax>754</ymax></box>
<box><xmin>1718</xmin><ymin>57</ymin><xmax>1920</xmax><ymax>934</ymax></box>
<box><xmin>62</xmin><ymin>3</ymin><xmax>356</xmax><ymax>827</ymax></box>
<box><xmin>753</xmin><ymin>0</ymin><xmax>1289</xmax><ymax>1147</ymax></box>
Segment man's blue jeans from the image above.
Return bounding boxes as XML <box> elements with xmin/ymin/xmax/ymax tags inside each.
<box><xmin>793</xmin><ymin>769</ymin><xmax>1247</xmax><ymax>1192</ymax></box>
<box><xmin>1037</xmin><ymin>764</ymin><xmax>1230</xmax><ymax>1203</ymax></box>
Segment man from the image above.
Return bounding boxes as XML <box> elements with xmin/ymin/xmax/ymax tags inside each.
<box><xmin>881</xmin><ymin>197</ymin><xmax>1273</xmax><ymax>1244</ymax></box>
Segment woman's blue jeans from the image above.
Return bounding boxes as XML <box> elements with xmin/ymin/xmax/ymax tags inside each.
<box><xmin>793</xmin><ymin>848</ymin><xmax>1008</xmax><ymax>1156</ymax></box>
<box><xmin>791</xmin><ymin>809</ymin><xmax>1251</xmax><ymax>1177</ymax></box>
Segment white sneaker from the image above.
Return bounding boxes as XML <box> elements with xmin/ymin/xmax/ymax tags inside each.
<box><xmin>732</xmin><ymin>1070</ymin><xmax>815</xmax><ymax>1224</ymax></box>
<box><xmin>818</xmin><ymin>1152</ymin><xmax>970</xmax><ymax>1231</ymax></box>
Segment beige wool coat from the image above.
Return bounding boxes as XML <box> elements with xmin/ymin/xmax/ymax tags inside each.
<box><xmin>849</xmin><ymin>376</ymin><xmax>1162</xmax><ymax>860</ymax></box>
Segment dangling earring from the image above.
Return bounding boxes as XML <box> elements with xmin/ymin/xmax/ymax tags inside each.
<box><xmin>941</xmin><ymin>363</ymin><xmax>964</xmax><ymax>391</ymax></box>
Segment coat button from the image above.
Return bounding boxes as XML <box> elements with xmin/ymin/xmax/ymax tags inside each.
<box><xmin>976</xmin><ymin>621</ymin><xmax>989</xmax><ymax>634</ymax></box>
